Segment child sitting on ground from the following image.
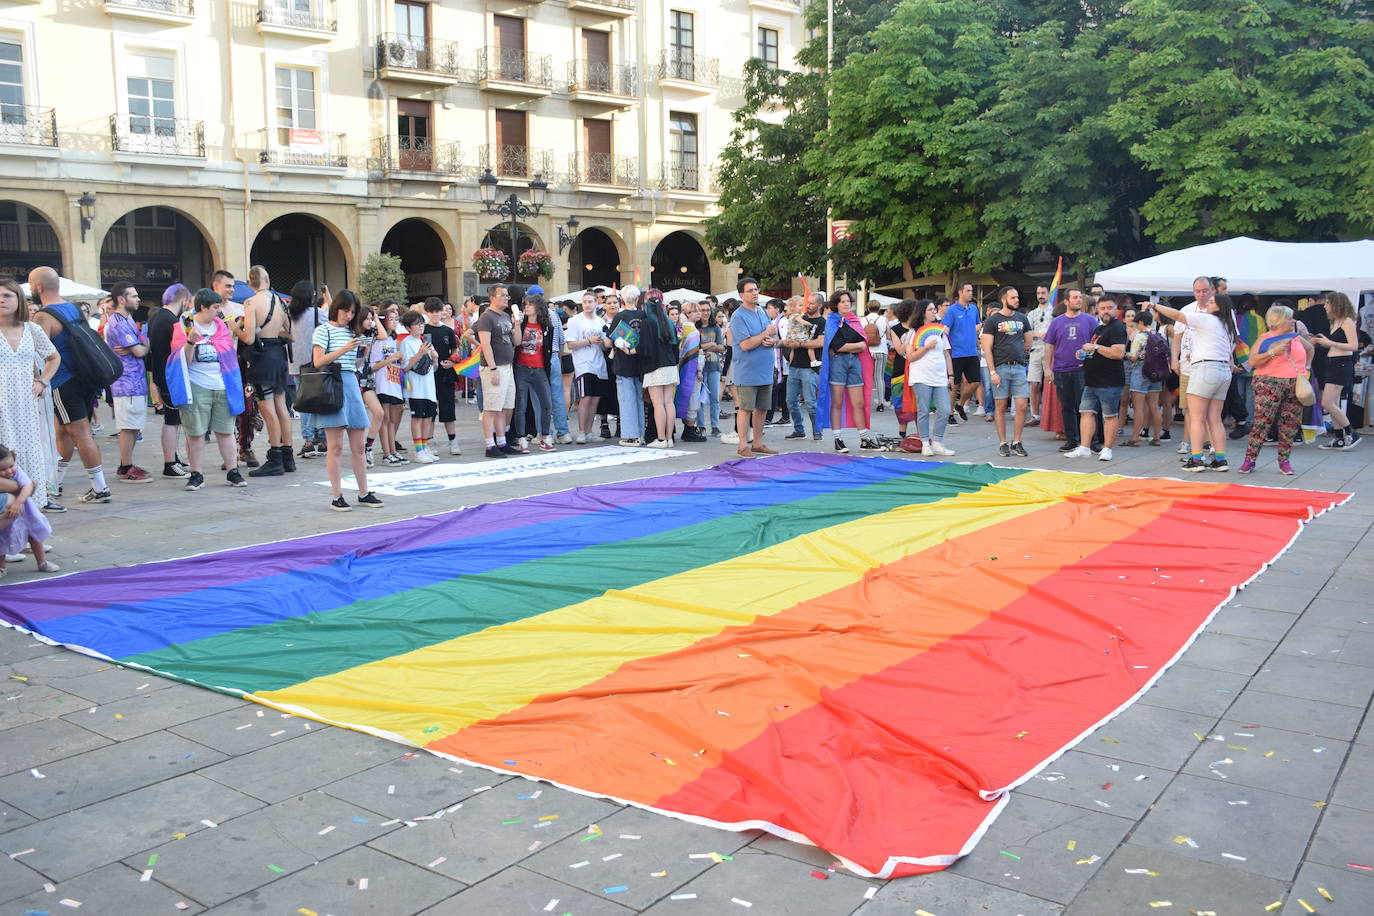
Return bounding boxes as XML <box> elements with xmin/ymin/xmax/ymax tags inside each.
<box><xmin>0</xmin><ymin>444</ymin><xmax>60</xmax><ymax>578</ymax></box>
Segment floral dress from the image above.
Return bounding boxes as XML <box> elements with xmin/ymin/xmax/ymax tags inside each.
<box><xmin>0</xmin><ymin>322</ymin><xmax>57</xmax><ymax>506</ymax></box>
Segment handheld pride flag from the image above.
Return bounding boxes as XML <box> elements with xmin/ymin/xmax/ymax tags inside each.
<box><xmin>1047</xmin><ymin>256</ymin><xmax>1063</xmax><ymax>312</ymax></box>
<box><xmin>452</xmin><ymin>351</ymin><xmax>481</xmax><ymax>379</ymax></box>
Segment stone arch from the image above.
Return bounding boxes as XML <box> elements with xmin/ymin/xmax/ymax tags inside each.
<box><xmin>569</xmin><ymin>225</ymin><xmax>627</xmax><ymax>290</ymax></box>
<box><xmin>0</xmin><ymin>199</ymin><xmax>66</xmax><ymax>282</ymax></box>
<box><xmin>250</xmin><ymin>212</ymin><xmax>352</xmax><ymax>296</ymax></box>
<box><xmin>99</xmin><ymin>204</ymin><xmax>218</xmax><ymax>292</ymax></box>
<box><xmin>650</xmin><ymin>228</ymin><xmax>710</xmax><ymax>292</ymax></box>
<box><xmin>380</xmin><ymin>215</ymin><xmax>454</xmax><ymax>303</ymax></box>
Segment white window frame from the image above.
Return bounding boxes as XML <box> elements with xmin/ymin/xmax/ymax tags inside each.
<box><xmin>111</xmin><ymin>35</ymin><xmax>189</xmax><ymax>152</ymax></box>
<box><xmin>756</xmin><ymin>26</ymin><xmax>779</xmax><ymax>69</ymax></box>
<box><xmin>0</xmin><ymin>18</ymin><xmax>39</xmax><ymax>108</ymax></box>
<box><xmin>262</xmin><ymin>49</ymin><xmax>330</xmax><ymax>155</ymax></box>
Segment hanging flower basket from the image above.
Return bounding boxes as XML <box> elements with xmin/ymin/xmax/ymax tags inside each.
<box><xmin>472</xmin><ymin>247</ymin><xmax>509</xmax><ymax>281</ymax></box>
<box><xmin>517</xmin><ymin>249</ymin><xmax>554</xmax><ymax>281</ymax></box>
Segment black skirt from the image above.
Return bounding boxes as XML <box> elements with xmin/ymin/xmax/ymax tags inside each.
<box><xmin>248</xmin><ymin>338</ymin><xmax>290</xmax><ymax>393</ymax></box>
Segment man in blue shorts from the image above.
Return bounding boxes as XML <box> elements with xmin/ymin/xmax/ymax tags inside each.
<box><xmin>980</xmin><ymin>285</ymin><xmax>1034</xmax><ymax>458</ymax></box>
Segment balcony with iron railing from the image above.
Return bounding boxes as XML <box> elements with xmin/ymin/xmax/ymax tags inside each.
<box><xmin>656</xmin><ymin>49</ymin><xmax>720</xmax><ymax>92</ymax></box>
<box><xmin>105</xmin><ymin>0</ymin><xmax>195</xmax><ymax>25</ymax></box>
<box><xmin>110</xmin><ymin>114</ymin><xmax>205</xmax><ymax>158</ymax></box>
<box><xmin>477</xmin><ymin>144</ymin><xmax>555</xmax><ymax>180</ymax></box>
<box><xmin>654</xmin><ymin>161</ymin><xmax>700</xmax><ymax>192</ymax></box>
<box><xmin>476</xmin><ymin>47</ymin><xmax>553</xmax><ymax>96</ymax></box>
<box><xmin>0</xmin><ymin>104</ymin><xmax>58</xmax><ymax>149</ymax></box>
<box><xmin>375</xmin><ymin>33</ymin><xmax>463</xmax><ymax>84</ymax></box>
<box><xmin>369</xmin><ymin>136</ymin><xmax>463</xmax><ymax>176</ymax></box>
<box><xmin>568</xmin><ymin>151</ymin><xmax>637</xmax><ymax>188</ymax></box>
<box><xmin>567</xmin><ymin>60</ymin><xmax>637</xmax><ymax>105</ymax></box>
<box><xmin>258</xmin><ymin>128</ymin><xmax>349</xmax><ymax>169</ymax></box>
<box><xmin>257</xmin><ymin>0</ymin><xmax>336</xmax><ymax>37</ymax></box>
<box><xmin>566</xmin><ymin>0</ymin><xmax>635</xmax><ymax>16</ymax></box>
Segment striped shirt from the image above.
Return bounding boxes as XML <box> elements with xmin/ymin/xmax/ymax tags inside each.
<box><xmin>313</xmin><ymin>323</ymin><xmax>357</xmax><ymax>372</ymax></box>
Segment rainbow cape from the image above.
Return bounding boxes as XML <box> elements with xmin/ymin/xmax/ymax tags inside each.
<box><xmin>452</xmin><ymin>350</ymin><xmax>481</xmax><ymax>379</ymax></box>
<box><xmin>0</xmin><ymin>456</ymin><xmax>1345</xmax><ymax>878</ymax></box>
<box><xmin>1047</xmin><ymin>256</ymin><xmax>1062</xmax><ymax>313</ymax></box>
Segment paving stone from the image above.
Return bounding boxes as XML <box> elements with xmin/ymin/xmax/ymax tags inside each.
<box><xmin>946</xmin><ymin>795</ymin><xmax>1133</xmax><ymax>903</ymax></box>
<box><xmin>1077</xmin><ymin>703</ymin><xmax>1216</xmax><ymax>771</ymax></box>
<box><xmin>1302</xmin><ymin>598</ymin><xmax>1374</xmax><ymax>630</ymax></box>
<box><xmin>1139</xmin><ymin>663</ymin><xmax>1248</xmax><ymax>717</ymax></box>
<box><xmin>367</xmin><ymin>778</ymin><xmax>620</xmax><ymax>885</ymax></box>
<box><xmin>525</xmin><ymin>805</ymin><xmax>756</xmax><ymax>910</ymax></box>
<box><xmin>59</xmin><ymin>682</ymin><xmax>244</xmax><ymax>740</ymax></box>
<box><xmin>0</xmin><ymin>630</ymin><xmax>62</xmax><ymax>664</ymax></box>
<box><xmin>1226</xmin><ymin>689</ymin><xmax>1365</xmax><ymax>740</ymax></box>
<box><xmin>422</xmin><ymin>864</ymin><xmax>632</xmax><ymax>915</ymax></box>
<box><xmin>0</xmin><ymin>800</ymin><xmax>35</xmax><ymax>835</ymax></box>
<box><xmin>9</xmin><ymin>651</ymin><xmax>114</xmax><ymax>680</ymax></box>
<box><xmin>1132</xmin><ymin>773</ymin><xmax>1320</xmax><ymax>879</ymax></box>
<box><xmin>1278</xmin><ymin>621</ymin><xmax>1365</xmax><ymax>663</ymax></box>
<box><xmin>168</xmin><ymin>703</ymin><xmax>326</xmax><ymax>755</ymax></box>
<box><xmin>1250</xmin><ymin>656</ymin><xmax>1374</xmax><ymax>709</ymax></box>
<box><xmin>129</xmin><ymin>790</ymin><xmax>402</xmax><ymax>906</ymax></box>
<box><xmin>45</xmin><ymin>662</ymin><xmax>178</xmax><ymax>704</ymax></box>
<box><xmin>0</xmin><ymin>730</ymin><xmax>224</xmax><ymax>817</ymax></box>
<box><xmin>1334</xmin><ymin>630</ymin><xmax>1374</xmax><ymax>668</ymax></box>
<box><xmin>0</xmin><ymin>716</ymin><xmax>110</xmax><ymax>776</ymax></box>
<box><xmin>747</xmin><ymin>832</ymin><xmax>841</xmax><ymax>870</ymax></box>
<box><xmin>1306</xmin><ymin>805</ymin><xmax>1374</xmax><ymax>875</ymax></box>
<box><xmin>0</xmin><ymin>685</ymin><xmax>89</xmax><ymax>731</ymax></box>
<box><xmin>0</xmin><ymin>773</ymin><xmax>262</xmax><ymax>881</ymax></box>
<box><xmin>857</xmin><ymin>870</ymin><xmax>1062</xmax><ymax>915</ymax></box>
<box><xmin>640</xmin><ymin>847</ymin><xmax>873</xmax><ymax>915</ymax></box>
<box><xmin>200</xmin><ymin>725</ymin><xmax>401</xmax><ymax>803</ymax></box>
<box><xmin>1281</xmin><ymin>861</ymin><xmax>1374</xmax><ymax>915</ymax></box>
<box><xmin>4</xmin><ymin>861</ymin><xmax>205</xmax><ymax>913</ymax></box>
<box><xmin>1015</xmin><ymin>750</ymin><xmax>1170</xmax><ymax>819</ymax></box>
<box><xmin>1178</xmin><ymin>631</ymin><xmax>1277</xmax><ymax>676</ymax></box>
<box><xmin>1331</xmin><ymin>742</ymin><xmax>1374</xmax><ymax>813</ymax></box>
<box><xmin>321</xmin><ymin>751</ymin><xmax>508</xmax><ymax>820</ymax></box>
<box><xmin>1227</xmin><ymin>584</ymin><xmax>1318</xmax><ymax>613</ymax></box>
<box><xmin>1207</xmin><ymin>604</ymin><xmax>1300</xmax><ymax>642</ymax></box>
<box><xmin>1181</xmin><ymin>720</ymin><xmax>1348</xmax><ymax>800</ymax></box>
<box><xmin>1065</xmin><ymin>843</ymin><xmax>1287</xmax><ymax>916</ymax></box>
<box><xmin>0</xmin><ymin>851</ymin><xmax>47</xmax><ymax>905</ymax></box>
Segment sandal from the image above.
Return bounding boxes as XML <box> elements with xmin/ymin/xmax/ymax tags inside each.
<box><xmin>1149</xmin><ymin>438</ymin><xmax>1161</xmax><ymax>446</ymax></box>
<box><xmin>1120</xmin><ymin>438</ymin><xmax>1140</xmax><ymax>447</ymax></box>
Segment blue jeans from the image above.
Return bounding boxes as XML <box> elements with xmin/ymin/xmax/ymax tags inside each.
<box><xmin>514</xmin><ymin>364</ymin><xmax>552</xmax><ymax>437</ymax></box>
<box><xmin>616</xmin><ymin>375</ymin><xmax>644</xmax><ymax>439</ymax></box>
<box><xmin>914</xmin><ymin>383</ymin><xmax>950</xmax><ymax>440</ymax></box>
<box><xmin>786</xmin><ymin>367</ymin><xmax>819</xmax><ymax>434</ymax></box>
<box><xmin>702</xmin><ymin>365</ymin><xmax>722</xmax><ymax>430</ymax></box>
<box><xmin>548</xmin><ymin>365</ymin><xmax>569</xmax><ymax>435</ymax></box>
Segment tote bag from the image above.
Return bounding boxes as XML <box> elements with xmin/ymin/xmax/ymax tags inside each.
<box><xmin>295</xmin><ymin>362</ymin><xmax>343</xmax><ymax>413</ymax></box>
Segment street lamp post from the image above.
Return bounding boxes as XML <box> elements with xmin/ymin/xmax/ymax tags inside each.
<box><xmin>478</xmin><ymin>169</ymin><xmax>547</xmax><ymax>283</ymax></box>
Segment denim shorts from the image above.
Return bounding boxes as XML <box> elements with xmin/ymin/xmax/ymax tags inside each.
<box><xmin>1079</xmin><ymin>385</ymin><xmax>1124</xmax><ymax>418</ymax></box>
<box><xmin>828</xmin><ymin>351</ymin><xmax>864</xmax><ymax>388</ymax></box>
<box><xmin>1188</xmin><ymin>360</ymin><xmax>1231</xmax><ymax>400</ymax></box>
<box><xmin>990</xmin><ymin>363</ymin><xmax>1029</xmax><ymax>400</ymax></box>
<box><xmin>1128</xmin><ymin>362</ymin><xmax>1163</xmax><ymax>394</ymax></box>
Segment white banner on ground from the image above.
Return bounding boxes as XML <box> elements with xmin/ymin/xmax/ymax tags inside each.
<box><xmin>320</xmin><ymin>446</ymin><xmax>695</xmax><ymax>496</ymax></box>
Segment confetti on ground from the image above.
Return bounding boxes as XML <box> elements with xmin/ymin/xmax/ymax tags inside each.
<box><xmin>501</xmin><ymin>819</ymin><xmax>523</xmax><ymax>826</ymax></box>
<box><xmin>652</xmin><ymin>871</ymin><xmax>668</xmax><ymax>877</ymax></box>
<box><xmin>1066</xmin><ymin>840</ymin><xmax>1077</xmax><ymax>851</ymax></box>
<box><xmin>1076</xmin><ymin>856</ymin><xmax>1101</xmax><ymax>865</ymax></box>
<box><xmin>1227</xmin><ymin>800</ymin><xmax>1248</xmax><ymax>806</ymax></box>
<box><xmin>426</xmin><ymin>857</ymin><xmax>446</xmax><ymax>868</ymax></box>
<box><xmin>146</xmin><ymin>854</ymin><xmax>158</xmax><ymax>867</ymax></box>
<box><xmin>810</xmin><ymin>869</ymin><xmax>830</xmax><ymax>879</ymax></box>
<box><xmin>1264</xmin><ymin>901</ymin><xmax>1283</xmax><ymax>911</ymax></box>
<box><xmin>1148</xmin><ymin>903</ymin><xmax>1172</xmax><ymax>909</ymax></box>
<box><xmin>1347</xmin><ymin>862</ymin><xmax>1373</xmax><ymax>870</ymax></box>
<box><xmin>58</xmin><ymin>901</ymin><xmax>80</xmax><ymax>909</ymax></box>
<box><xmin>916</xmin><ymin>910</ymin><xmax>938</xmax><ymax>916</ymax></box>
<box><xmin>998</xmin><ymin>851</ymin><xmax>1021</xmax><ymax>860</ymax></box>
<box><xmin>542</xmin><ymin>901</ymin><xmax>559</xmax><ymax>913</ymax></box>
<box><xmin>527</xmin><ymin>841</ymin><xmax>542</xmax><ymax>852</ymax></box>
<box><xmin>297</xmin><ymin>910</ymin><xmax>317</xmax><ymax>916</ymax></box>
<box><xmin>266</xmin><ymin>864</ymin><xmax>285</xmax><ymax>874</ymax></box>
<box><xmin>30</xmin><ymin>769</ymin><xmax>44</xmax><ymax>779</ymax></box>
<box><xmin>863</xmin><ymin>887</ymin><xmax>877</xmax><ymax>900</ymax></box>
<box><xmin>1297</xmin><ymin>900</ymin><xmax>1315</xmax><ymax>913</ymax></box>
<box><xmin>1124</xmin><ymin>868</ymin><xmax>1160</xmax><ymax>876</ymax></box>
<box><xmin>351</xmin><ymin>817</ymin><xmax>369</xmax><ymax>823</ymax></box>
<box><xmin>730</xmin><ymin>899</ymin><xmax>753</xmax><ymax>908</ymax></box>
<box><xmin>10</xmin><ymin>848</ymin><xmax>36</xmax><ymax>858</ymax></box>
<box><xmin>602</xmin><ymin>853</ymin><xmax>622</xmax><ymax>862</ymax></box>
<box><xmin>140</xmin><ymin>869</ymin><xmax>153</xmax><ymax>882</ymax></box>
<box><xmin>670</xmin><ymin>894</ymin><xmax>697</xmax><ymax>900</ymax></box>
<box><xmin>569</xmin><ymin>861</ymin><xmax>589</xmax><ymax>869</ymax></box>
<box><xmin>604</xmin><ymin>886</ymin><xmax>628</xmax><ymax>894</ymax></box>
<box><xmin>357</xmin><ymin>878</ymin><xmax>368</xmax><ymax>890</ymax></box>
<box><xmin>1318</xmin><ymin>888</ymin><xmax>1334</xmax><ymax>902</ymax></box>
<box><xmin>617</xmin><ymin>831</ymin><xmax>638</xmax><ymax>837</ymax></box>
<box><xmin>1220</xmin><ymin>853</ymin><xmax>1246</xmax><ymax>861</ymax></box>
<box><xmin>200</xmin><ymin>819</ymin><xmax>217</xmax><ymax>829</ymax></box>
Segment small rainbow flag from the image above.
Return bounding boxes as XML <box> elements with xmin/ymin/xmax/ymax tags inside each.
<box><xmin>1047</xmin><ymin>256</ymin><xmax>1063</xmax><ymax>312</ymax></box>
<box><xmin>452</xmin><ymin>351</ymin><xmax>480</xmax><ymax>379</ymax></box>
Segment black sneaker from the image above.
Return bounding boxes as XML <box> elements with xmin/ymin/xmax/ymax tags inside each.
<box><xmin>1058</xmin><ymin>442</ymin><xmax>1077</xmax><ymax>452</ymax></box>
<box><xmin>859</xmin><ymin>436</ymin><xmax>881</xmax><ymax>450</ymax></box>
<box><xmin>162</xmin><ymin>463</ymin><xmax>189</xmax><ymax>479</ymax></box>
<box><xmin>1318</xmin><ymin>435</ymin><xmax>1346</xmax><ymax>450</ymax></box>
<box><xmin>485</xmin><ymin>445</ymin><xmax>508</xmax><ymax>459</ymax></box>
<box><xmin>997</xmin><ymin>443</ymin><xmax>1011</xmax><ymax>457</ymax></box>
<box><xmin>1181</xmin><ymin>457</ymin><xmax>1207</xmax><ymax>472</ymax></box>
<box><xmin>1010</xmin><ymin>441</ymin><xmax>1028</xmax><ymax>458</ymax></box>
<box><xmin>394</xmin><ymin>441</ymin><xmax>406</xmax><ymax>453</ymax></box>
<box><xmin>876</xmin><ymin>403</ymin><xmax>885</xmax><ymax>412</ymax></box>
<box><xmin>834</xmin><ymin>438</ymin><xmax>849</xmax><ymax>454</ymax></box>
<box><xmin>226</xmin><ymin>469</ymin><xmax>248</xmax><ymax>487</ymax></box>
<box><xmin>184</xmin><ymin>472</ymin><xmax>205</xmax><ymax>491</ymax></box>
<box><xmin>1207</xmin><ymin>457</ymin><xmax>1229</xmax><ymax>472</ymax></box>
<box><xmin>42</xmin><ymin>501</ymin><xmax>67</xmax><ymax>513</ymax></box>
<box><xmin>1343</xmin><ymin>431</ymin><xmax>1362</xmax><ymax>449</ymax></box>
<box><xmin>947</xmin><ymin>414</ymin><xmax>959</xmax><ymax>426</ymax></box>
<box><xmin>1160</xmin><ymin>429</ymin><xmax>1171</xmax><ymax>440</ymax></box>
<box><xmin>77</xmin><ymin>488</ymin><xmax>112</xmax><ymax>504</ymax></box>
<box><xmin>356</xmin><ymin>491</ymin><xmax>385</xmax><ymax>508</ymax></box>
<box><xmin>600</xmin><ymin>422</ymin><xmax>613</xmax><ymax>439</ymax></box>
<box><xmin>329</xmin><ymin>495</ymin><xmax>351</xmax><ymax>512</ymax></box>
<box><xmin>499</xmin><ymin>443</ymin><xmax>522</xmax><ymax>455</ymax></box>
<box><xmin>1228</xmin><ymin>424</ymin><xmax>1250</xmax><ymax>440</ymax></box>
<box><xmin>784</xmin><ymin>431</ymin><xmax>806</xmax><ymax>439</ymax></box>
<box><xmin>955</xmin><ymin>404</ymin><xmax>968</xmax><ymax>421</ymax></box>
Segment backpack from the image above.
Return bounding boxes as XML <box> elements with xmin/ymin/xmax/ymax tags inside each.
<box><xmin>1142</xmin><ymin>331</ymin><xmax>1170</xmax><ymax>382</ymax></box>
<box><xmin>41</xmin><ymin>305</ymin><xmax>123</xmax><ymax>390</ymax></box>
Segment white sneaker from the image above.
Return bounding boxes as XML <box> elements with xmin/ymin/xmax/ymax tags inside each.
<box><xmin>646</xmin><ymin>439</ymin><xmax>669</xmax><ymax>449</ymax></box>
<box><xmin>1177</xmin><ymin>440</ymin><xmax>1191</xmax><ymax>454</ymax></box>
<box><xmin>720</xmin><ymin>432</ymin><xmax>740</xmax><ymax>444</ymax></box>
<box><xmin>574</xmin><ymin>432</ymin><xmax>587</xmax><ymax>444</ymax></box>
<box><xmin>557</xmin><ymin>434</ymin><xmax>574</xmax><ymax>444</ymax></box>
<box><xmin>972</xmin><ymin>406</ymin><xmax>987</xmax><ymax>417</ymax></box>
<box><xmin>931</xmin><ymin>441</ymin><xmax>956</xmax><ymax>456</ymax></box>
<box><xmin>1098</xmin><ymin>447</ymin><xmax>1114</xmax><ymax>461</ymax></box>
<box><xmin>1064</xmin><ymin>446</ymin><xmax>1093</xmax><ymax>458</ymax></box>
<box><xmin>921</xmin><ymin>441</ymin><xmax>934</xmax><ymax>456</ymax></box>
<box><xmin>448</xmin><ymin>441</ymin><xmax>462</xmax><ymax>456</ymax></box>
<box><xmin>421</xmin><ymin>448</ymin><xmax>440</xmax><ymax>463</ymax></box>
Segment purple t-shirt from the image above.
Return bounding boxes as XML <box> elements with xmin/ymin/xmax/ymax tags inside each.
<box><xmin>1042</xmin><ymin>313</ymin><xmax>1099</xmax><ymax>373</ymax></box>
<box><xmin>103</xmin><ymin>312</ymin><xmax>148</xmax><ymax>397</ymax></box>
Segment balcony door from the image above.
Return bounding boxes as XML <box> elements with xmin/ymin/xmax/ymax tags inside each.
<box><xmin>583</xmin><ymin>29</ymin><xmax>610</xmax><ymax>92</ymax></box>
<box><xmin>494</xmin><ymin>109</ymin><xmax>527</xmax><ymax>177</ymax></box>
<box><xmin>668</xmin><ymin>111</ymin><xmax>697</xmax><ymax>190</ymax></box>
<box><xmin>125</xmin><ymin>51</ymin><xmax>177</xmax><ymax>153</ymax></box>
<box><xmin>397</xmin><ymin>99</ymin><xmax>431</xmax><ymax>171</ymax></box>
<box><xmin>669</xmin><ymin>11</ymin><xmax>694</xmax><ymax>80</ymax></box>
<box><xmin>584</xmin><ymin>118</ymin><xmax>611</xmax><ymax>183</ymax></box>
<box><xmin>494</xmin><ymin>15</ymin><xmax>525</xmax><ymax>82</ymax></box>
<box><xmin>392</xmin><ymin>1</ymin><xmax>428</xmax><ymax>68</ymax></box>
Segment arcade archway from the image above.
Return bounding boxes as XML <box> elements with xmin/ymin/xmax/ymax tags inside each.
<box><xmin>250</xmin><ymin>214</ymin><xmax>349</xmax><ymax>295</ymax></box>
<box><xmin>0</xmin><ymin>201</ymin><xmax>63</xmax><ymax>283</ymax></box>
<box><xmin>100</xmin><ymin>206</ymin><xmax>212</xmax><ymax>292</ymax></box>
<box><xmin>381</xmin><ymin>218</ymin><xmax>450</xmax><ymax>303</ymax></box>
<box><xmin>651</xmin><ymin>230</ymin><xmax>709</xmax><ymax>292</ymax></box>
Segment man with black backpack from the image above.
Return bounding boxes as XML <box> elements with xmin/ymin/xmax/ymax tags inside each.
<box><xmin>29</xmin><ymin>266</ymin><xmax>115</xmax><ymax>504</ymax></box>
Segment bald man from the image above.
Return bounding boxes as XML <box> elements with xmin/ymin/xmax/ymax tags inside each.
<box><xmin>29</xmin><ymin>266</ymin><xmax>110</xmax><ymax>503</ymax></box>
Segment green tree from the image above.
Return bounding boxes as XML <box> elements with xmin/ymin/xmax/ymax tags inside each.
<box><xmin>358</xmin><ymin>252</ymin><xmax>407</xmax><ymax>305</ymax></box>
<box><xmin>1105</xmin><ymin>0</ymin><xmax>1374</xmax><ymax>245</ymax></box>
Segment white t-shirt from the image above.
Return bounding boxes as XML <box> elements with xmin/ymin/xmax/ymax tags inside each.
<box><xmin>566</xmin><ymin>312</ymin><xmax>608</xmax><ymax>379</ymax></box>
<box><xmin>1179</xmin><ymin>301</ymin><xmax>1202</xmax><ymax>370</ymax></box>
<box><xmin>187</xmin><ymin>318</ymin><xmax>224</xmax><ymax>390</ymax></box>
<box><xmin>1187</xmin><ymin>311</ymin><xmax>1233</xmax><ymax>365</ymax></box>
<box><xmin>400</xmin><ymin>334</ymin><xmax>436</xmax><ymax>401</ymax></box>
<box><xmin>862</xmin><ymin>312</ymin><xmax>890</xmax><ymax>358</ymax></box>
<box><xmin>907</xmin><ymin>333</ymin><xmax>951</xmax><ymax>387</ymax></box>
<box><xmin>370</xmin><ymin>336</ymin><xmax>403</xmax><ymax>400</ymax></box>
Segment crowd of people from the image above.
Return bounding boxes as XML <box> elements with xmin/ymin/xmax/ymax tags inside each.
<box><xmin>1</xmin><ymin>263</ymin><xmax>1370</xmax><ymax>576</ymax></box>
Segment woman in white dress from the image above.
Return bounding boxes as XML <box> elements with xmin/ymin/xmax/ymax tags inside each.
<box><xmin>0</xmin><ymin>278</ymin><xmax>62</xmax><ymax>513</ymax></box>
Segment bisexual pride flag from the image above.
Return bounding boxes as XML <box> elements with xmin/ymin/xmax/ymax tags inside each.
<box><xmin>0</xmin><ymin>455</ymin><xmax>1345</xmax><ymax>878</ymax></box>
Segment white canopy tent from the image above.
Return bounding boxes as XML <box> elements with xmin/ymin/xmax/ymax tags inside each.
<box><xmin>659</xmin><ymin>287</ymin><xmax>712</xmax><ymax>303</ymax></box>
<box><xmin>1094</xmin><ymin>237</ymin><xmax>1374</xmax><ymax>304</ymax></box>
<box><xmin>20</xmin><ymin>277</ymin><xmax>109</xmax><ymax>301</ymax></box>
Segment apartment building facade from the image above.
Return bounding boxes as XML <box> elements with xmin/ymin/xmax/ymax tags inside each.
<box><xmin>0</xmin><ymin>0</ymin><xmax>806</xmax><ymax>300</ymax></box>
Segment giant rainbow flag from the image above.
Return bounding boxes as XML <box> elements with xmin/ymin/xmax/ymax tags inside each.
<box><xmin>0</xmin><ymin>455</ymin><xmax>1346</xmax><ymax>878</ymax></box>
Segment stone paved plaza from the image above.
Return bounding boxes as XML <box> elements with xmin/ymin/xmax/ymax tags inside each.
<box><xmin>2</xmin><ymin>406</ymin><xmax>1371</xmax><ymax>915</ymax></box>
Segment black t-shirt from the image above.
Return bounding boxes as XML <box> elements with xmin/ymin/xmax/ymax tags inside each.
<box><xmin>828</xmin><ymin>321</ymin><xmax>865</xmax><ymax>355</ymax></box>
<box><xmin>607</xmin><ymin>308</ymin><xmax>646</xmax><ymax>377</ymax></box>
<box><xmin>1084</xmin><ymin>318</ymin><xmax>1128</xmax><ymax>387</ymax></box>
<box><xmin>145</xmin><ymin>306</ymin><xmax>177</xmax><ymax>388</ymax></box>
<box><xmin>1298</xmin><ymin>303</ymin><xmax>1330</xmax><ymax>380</ymax></box>
<box><xmin>980</xmin><ymin>310</ymin><xmax>1032</xmax><ymax>367</ymax></box>
<box><xmin>788</xmin><ymin>315</ymin><xmax>826</xmax><ymax>369</ymax></box>
<box><xmin>424</xmin><ymin>322</ymin><xmax>458</xmax><ymax>376</ymax></box>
